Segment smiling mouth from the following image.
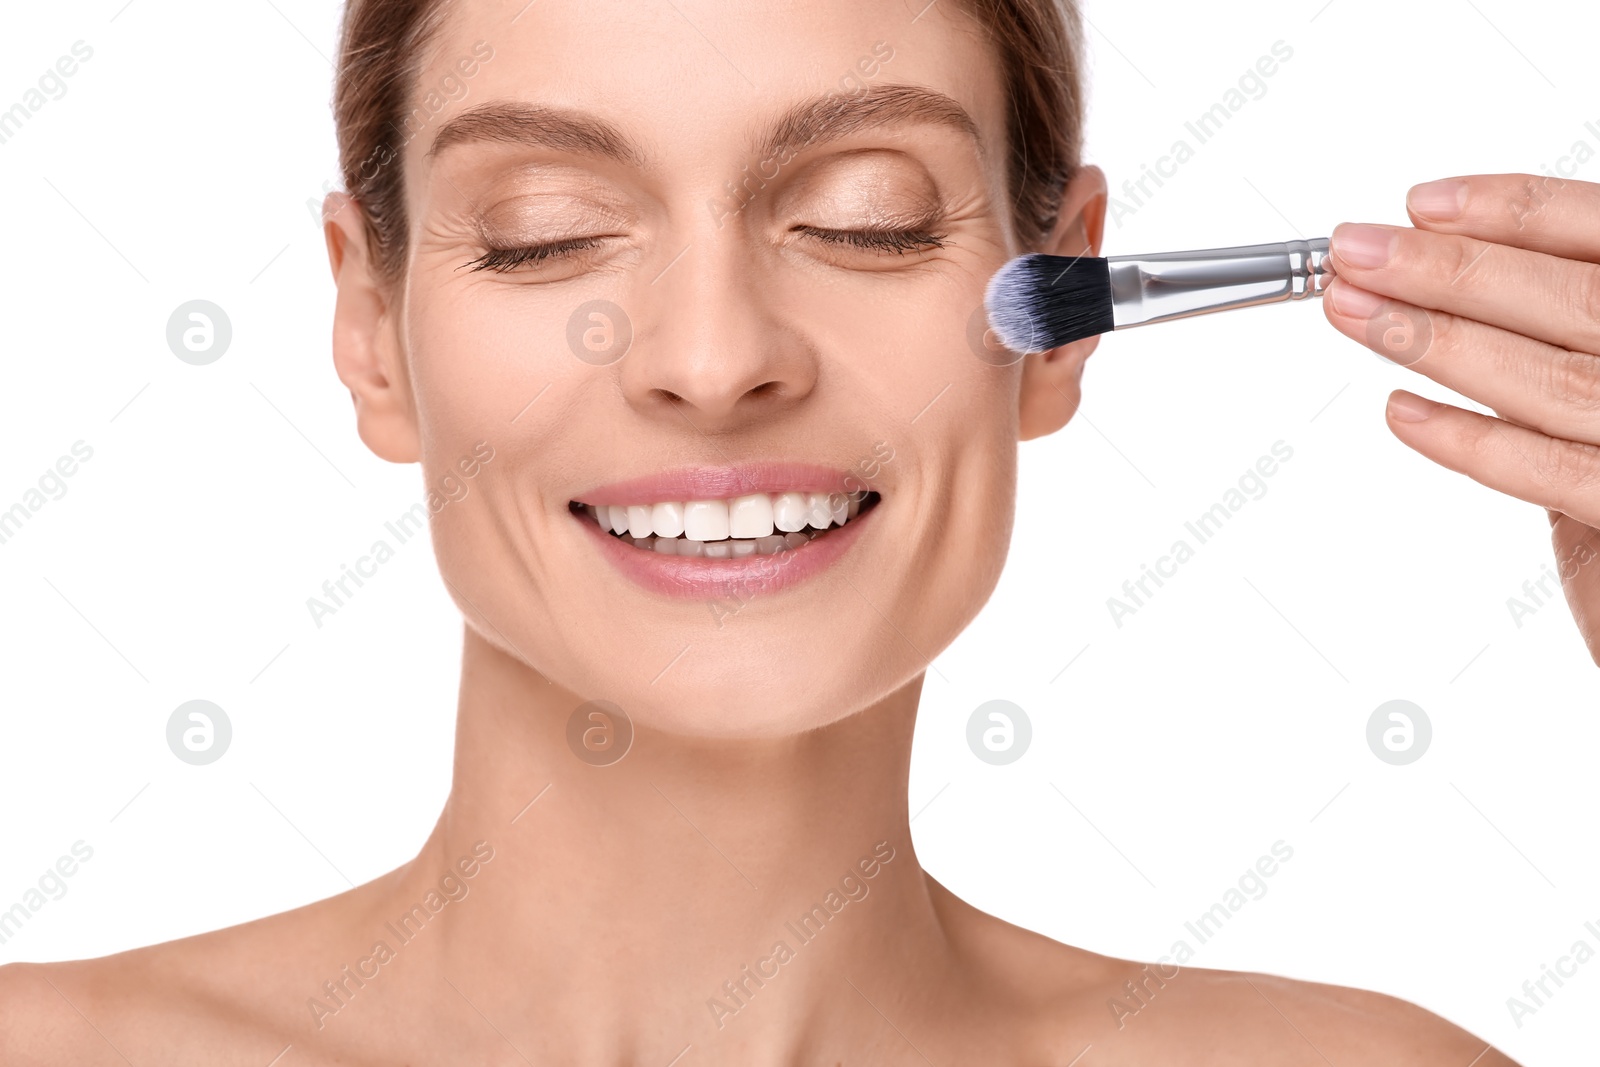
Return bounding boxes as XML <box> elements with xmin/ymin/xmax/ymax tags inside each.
<box><xmin>569</xmin><ymin>490</ymin><xmax>882</xmax><ymax>557</ymax></box>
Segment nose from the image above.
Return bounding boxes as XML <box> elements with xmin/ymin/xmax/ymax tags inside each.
<box><xmin>616</xmin><ymin>239</ymin><xmax>818</xmax><ymax>433</ymax></box>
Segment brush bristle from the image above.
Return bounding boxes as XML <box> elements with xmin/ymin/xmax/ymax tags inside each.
<box><xmin>984</xmin><ymin>254</ymin><xmax>1114</xmax><ymax>352</ymax></box>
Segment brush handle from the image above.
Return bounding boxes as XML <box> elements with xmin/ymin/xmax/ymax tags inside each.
<box><xmin>1107</xmin><ymin>238</ymin><xmax>1334</xmax><ymax>330</ymax></box>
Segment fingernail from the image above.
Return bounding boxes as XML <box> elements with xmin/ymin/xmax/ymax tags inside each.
<box><xmin>1331</xmin><ymin>223</ymin><xmax>1395</xmax><ymax>269</ymax></box>
<box><xmin>1387</xmin><ymin>390</ymin><xmax>1437</xmax><ymax>423</ymax></box>
<box><xmin>1328</xmin><ymin>280</ymin><xmax>1384</xmax><ymax>318</ymax></box>
<box><xmin>1407</xmin><ymin>179</ymin><xmax>1467</xmax><ymax>221</ymax></box>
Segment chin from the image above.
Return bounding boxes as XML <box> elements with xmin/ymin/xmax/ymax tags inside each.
<box><xmin>429</xmin><ymin>436</ymin><xmax>1014</xmax><ymax>739</ymax></box>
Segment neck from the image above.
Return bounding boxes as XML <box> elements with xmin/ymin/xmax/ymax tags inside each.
<box><xmin>396</xmin><ymin>625</ymin><xmax>953</xmax><ymax>1061</ymax></box>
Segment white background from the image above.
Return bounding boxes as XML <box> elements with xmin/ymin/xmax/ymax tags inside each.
<box><xmin>1</xmin><ymin>0</ymin><xmax>1596</xmax><ymax>1062</ymax></box>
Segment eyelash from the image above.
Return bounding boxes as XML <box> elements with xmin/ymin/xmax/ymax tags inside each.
<box><xmin>462</xmin><ymin>226</ymin><xmax>949</xmax><ymax>273</ymax></box>
<box><xmin>463</xmin><ymin>236</ymin><xmax>608</xmax><ymax>273</ymax></box>
<box><xmin>794</xmin><ymin>225</ymin><xmax>949</xmax><ymax>255</ymax></box>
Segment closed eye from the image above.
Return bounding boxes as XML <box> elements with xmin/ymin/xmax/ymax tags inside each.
<box><xmin>795</xmin><ymin>225</ymin><xmax>948</xmax><ymax>254</ymax></box>
<box><xmin>461</xmin><ymin>224</ymin><xmax>949</xmax><ymax>274</ymax></box>
<box><xmin>462</xmin><ymin>236</ymin><xmax>614</xmax><ymax>273</ymax></box>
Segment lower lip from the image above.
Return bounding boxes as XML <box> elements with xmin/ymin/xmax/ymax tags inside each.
<box><xmin>574</xmin><ymin>504</ymin><xmax>875</xmax><ymax>600</ymax></box>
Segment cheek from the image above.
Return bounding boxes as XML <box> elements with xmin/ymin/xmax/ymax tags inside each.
<box><xmin>913</xmin><ymin>389</ymin><xmax>1019</xmax><ymax>616</ymax></box>
<box><xmin>786</xmin><ymin>272</ymin><xmax>1020</xmax><ymax>566</ymax></box>
<box><xmin>784</xmin><ymin>271</ymin><xmax>1012</xmax><ymax>406</ymax></box>
<box><xmin>802</xmin><ymin>283</ymin><xmax>1019</xmax><ymax>676</ymax></box>
<box><xmin>402</xmin><ymin>290</ymin><xmax>569</xmax><ymax>622</ymax></box>
<box><xmin>405</xmin><ymin>287</ymin><xmax>555</xmax><ymax>431</ymax></box>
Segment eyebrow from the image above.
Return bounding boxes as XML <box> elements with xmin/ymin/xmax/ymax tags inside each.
<box><xmin>757</xmin><ymin>83</ymin><xmax>983</xmax><ymax>160</ymax></box>
<box><xmin>425</xmin><ymin>84</ymin><xmax>983</xmax><ymax>166</ymax></box>
<box><xmin>426</xmin><ymin>103</ymin><xmax>644</xmax><ymax>164</ymax></box>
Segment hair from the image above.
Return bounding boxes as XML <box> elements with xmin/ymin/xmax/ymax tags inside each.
<box><xmin>331</xmin><ymin>0</ymin><xmax>1086</xmax><ymax>285</ymax></box>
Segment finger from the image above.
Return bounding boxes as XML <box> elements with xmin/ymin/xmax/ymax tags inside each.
<box><xmin>1549</xmin><ymin>513</ymin><xmax>1600</xmax><ymax>666</ymax></box>
<box><xmin>1327</xmin><ymin>221</ymin><xmax>1600</xmax><ymax>356</ymax></box>
<box><xmin>1404</xmin><ymin>174</ymin><xmax>1600</xmax><ymax>264</ymax></box>
<box><xmin>1324</xmin><ymin>279</ymin><xmax>1600</xmax><ymax>444</ymax></box>
<box><xmin>1382</xmin><ymin>388</ymin><xmax>1600</xmax><ymax>531</ymax></box>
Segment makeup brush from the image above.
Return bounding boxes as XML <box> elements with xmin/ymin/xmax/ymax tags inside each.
<box><xmin>983</xmin><ymin>237</ymin><xmax>1335</xmax><ymax>353</ymax></box>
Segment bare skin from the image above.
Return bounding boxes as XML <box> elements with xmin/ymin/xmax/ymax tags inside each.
<box><xmin>0</xmin><ymin>0</ymin><xmax>1532</xmax><ymax>1062</ymax></box>
<box><xmin>0</xmin><ymin>632</ymin><xmax>1516</xmax><ymax>1065</ymax></box>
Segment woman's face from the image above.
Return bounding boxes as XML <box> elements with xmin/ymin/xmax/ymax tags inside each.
<box><xmin>353</xmin><ymin>0</ymin><xmax>1068</xmax><ymax>737</ymax></box>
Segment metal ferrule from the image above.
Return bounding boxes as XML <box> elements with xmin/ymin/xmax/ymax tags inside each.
<box><xmin>1107</xmin><ymin>238</ymin><xmax>1334</xmax><ymax>330</ymax></box>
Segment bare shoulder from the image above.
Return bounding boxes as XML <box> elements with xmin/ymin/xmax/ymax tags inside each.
<box><xmin>1089</xmin><ymin>964</ymin><xmax>1522</xmax><ymax>1066</ymax></box>
<box><xmin>0</xmin><ymin>961</ymin><xmax>96</xmax><ymax>1065</ymax></box>
<box><xmin>0</xmin><ymin>953</ymin><xmax>239</xmax><ymax>1067</ymax></box>
<box><xmin>0</xmin><ymin>885</ymin><xmax>388</xmax><ymax>1067</ymax></box>
<box><xmin>921</xmin><ymin>875</ymin><xmax>1519</xmax><ymax>1065</ymax></box>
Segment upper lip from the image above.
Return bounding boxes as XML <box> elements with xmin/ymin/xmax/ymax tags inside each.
<box><xmin>572</xmin><ymin>463</ymin><xmax>876</xmax><ymax>507</ymax></box>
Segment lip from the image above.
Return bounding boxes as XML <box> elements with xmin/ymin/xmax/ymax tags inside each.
<box><xmin>572</xmin><ymin>476</ymin><xmax>879</xmax><ymax>601</ymax></box>
<box><xmin>571</xmin><ymin>463</ymin><xmax>874</xmax><ymax>508</ymax></box>
<box><xmin>576</xmin><ymin>507</ymin><xmax>874</xmax><ymax>600</ymax></box>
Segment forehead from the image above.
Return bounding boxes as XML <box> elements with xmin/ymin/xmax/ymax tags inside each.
<box><xmin>407</xmin><ymin>0</ymin><xmax>1010</xmax><ymax>174</ymax></box>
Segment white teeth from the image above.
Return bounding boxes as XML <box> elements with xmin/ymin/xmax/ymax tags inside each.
<box><xmin>582</xmin><ymin>488</ymin><xmax>874</xmax><ymax>552</ymax></box>
<box><xmin>728</xmin><ymin>493</ymin><xmax>774</xmax><ymax>539</ymax></box>
<box><xmin>773</xmin><ymin>492</ymin><xmax>810</xmax><ymax>533</ymax></box>
<box><xmin>684</xmin><ymin>499</ymin><xmax>730</xmax><ymax>542</ymax></box>
<box><xmin>651</xmin><ymin>501</ymin><xmax>685</xmax><ymax>538</ymax></box>
<box><xmin>805</xmin><ymin>492</ymin><xmax>833</xmax><ymax>529</ymax></box>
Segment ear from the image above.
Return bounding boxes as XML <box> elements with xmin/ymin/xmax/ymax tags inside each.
<box><xmin>1017</xmin><ymin>163</ymin><xmax>1108</xmax><ymax>441</ymax></box>
<box><xmin>323</xmin><ymin>192</ymin><xmax>420</xmax><ymax>464</ymax></box>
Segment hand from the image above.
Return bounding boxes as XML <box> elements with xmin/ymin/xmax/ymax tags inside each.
<box><xmin>1323</xmin><ymin>173</ymin><xmax>1600</xmax><ymax>665</ymax></box>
